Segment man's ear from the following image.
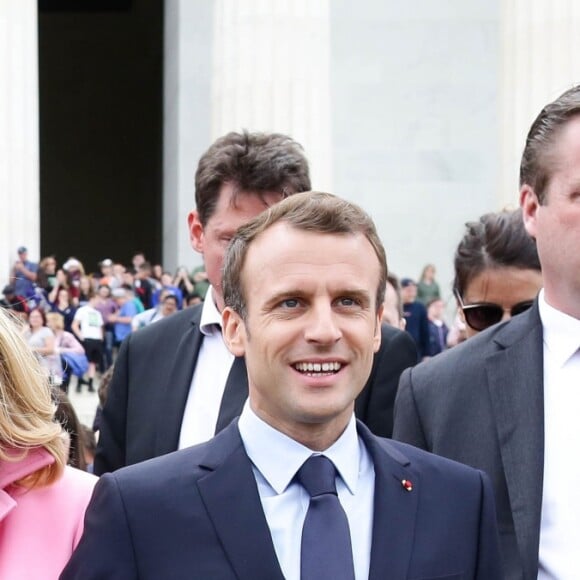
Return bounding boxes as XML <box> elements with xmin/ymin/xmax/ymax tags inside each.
<box><xmin>222</xmin><ymin>307</ymin><xmax>247</xmax><ymax>357</ymax></box>
<box><xmin>373</xmin><ymin>306</ymin><xmax>384</xmax><ymax>353</ymax></box>
<box><xmin>188</xmin><ymin>210</ymin><xmax>204</xmax><ymax>253</ymax></box>
<box><xmin>520</xmin><ymin>184</ymin><xmax>539</xmax><ymax>240</ymax></box>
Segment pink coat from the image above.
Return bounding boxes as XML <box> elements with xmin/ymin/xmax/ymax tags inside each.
<box><xmin>0</xmin><ymin>447</ymin><xmax>97</xmax><ymax>579</ymax></box>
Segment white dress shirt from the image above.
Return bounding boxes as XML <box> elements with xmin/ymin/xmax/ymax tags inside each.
<box><xmin>238</xmin><ymin>402</ymin><xmax>375</xmax><ymax>580</ymax></box>
<box><xmin>538</xmin><ymin>290</ymin><xmax>580</xmax><ymax>579</ymax></box>
<box><xmin>178</xmin><ymin>287</ymin><xmax>235</xmax><ymax>448</ymax></box>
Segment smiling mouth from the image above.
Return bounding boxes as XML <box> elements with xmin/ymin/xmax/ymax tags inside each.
<box><xmin>293</xmin><ymin>361</ymin><xmax>342</xmax><ymax>375</ymax></box>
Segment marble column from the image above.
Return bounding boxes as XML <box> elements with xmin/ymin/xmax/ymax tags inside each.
<box><xmin>0</xmin><ymin>0</ymin><xmax>40</xmax><ymax>287</ymax></box>
<box><xmin>500</xmin><ymin>0</ymin><xmax>580</xmax><ymax>207</ymax></box>
<box><xmin>211</xmin><ymin>0</ymin><xmax>333</xmax><ymax>190</ymax></box>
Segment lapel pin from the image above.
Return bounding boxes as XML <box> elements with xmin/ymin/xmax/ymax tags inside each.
<box><xmin>401</xmin><ymin>479</ymin><xmax>413</xmax><ymax>492</ymax></box>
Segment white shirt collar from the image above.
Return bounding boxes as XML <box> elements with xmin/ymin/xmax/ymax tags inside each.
<box><xmin>199</xmin><ymin>286</ymin><xmax>222</xmax><ymax>335</ymax></box>
<box><xmin>538</xmin><ymin>289</ymin><xmax>580</xmax><ymax>367</ymax></box>
<box><xmin>238</xmin><ymin>401</ymin><xmax>360</xmax><ymax>496</ymax></box>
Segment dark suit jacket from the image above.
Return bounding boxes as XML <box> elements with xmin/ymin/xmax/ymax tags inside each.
<box><xmin>94</xmin><ymin>305</ymin><xmax>417</xmax><ymax>474</ymax></box>
<box><xmin>393</xmin><ymin>302</ymin><xmax>544</xmax><ymax>580</ymax></box>
<box><xmin>63</xmin><ymin>421</ymin><xmax>501</xmax><ymax>580</ymax></box>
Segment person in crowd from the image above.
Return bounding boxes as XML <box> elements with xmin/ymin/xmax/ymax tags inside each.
<box><xmin>96</xmin><ymin>258</ymin><xmax>115</xmax><ymax>287</ymax></box>
<box><xmin>151</xmin><ymin>263</ymin><xmax>163</xmax><ymax>284</ymax></box>
<box><xmin>133</xmin><ymin>262</ymin><xmax>156</xmax><ymax>309</ymax></box>
<box><xmin>110</xmin><ymin>263</ymin><xmax>125</xmax><ymax>289</ymax></box>
<box><xmin>49</xmin><ymin>287</ymin><xmax>77</xmax><ymax>335</ymax></box>
<box><xmin>77</xmin><ymin>275</ymin><xmax>94</xmax><ymax>307</ymax></box>
<box><xmin>400</xmin><ymin>278</ymin><xmax>430</xmax><ymax>359</ymax></box>
<box><xmin>416</xmin><ymin>263</ymin><xmax>440</xmax><ymax>305</ymax></box>
<box><xmin>393</xmin><ymin>85</ymin><xmax>580</xmax><ymax>579</ymax></box>
<box><xmin>425</xmin><ymin>298</ymin><xmax>449</xmax><ymax>356</ymax></box>
<box><xmin>46</xmin><ymin>312</ymin><xmax>87</xmax><ymax>394</ymax></box>
<box><xmin>0</xmin><ymin>285</ymin><xmax>29</xmax><ymax>319</ymax></box>
<box><xmin>72</xmin><ymin>290</ymin><xmax>104</xmax><ymax>393</ymax></box>
<box><xmin>185</xmin><ymin>291</ymin><xmax>203</xmax><ymax>307</ymax></box>
<box><xmin>36</xmin><ymin>255</ymin><xmax>58</xmax><ymax>296</ymax></box>
<box><xmin>381</xmin><ymin>274</ymin><xmax>406</xmax><ymax>330</ymax></box>
<box><xmin>109</xmin><ymin>287</ymin><xmax>138</xmax><ymax>347</ymax></box>
<box><xmin>9</xmin><ymin>246</ymin><xmax>38</xmax><ymax>299</ymax></box>
<box><xmin>131</xmin><ymin>251</ymin><xmax>146</xmax><ymax>274</ymax></box>
<box><xmin>131</xmin><ymin>290</ymin><xmax>178</xmax><ymax>331</ymax></box>
<box><xmin>173</xmin><ymin>265</ymin><xmax>195</xmax><ymax>298</ymax></box>
<box><xmin>151</xmin><ymin>271</ymin><xmax>183</xmax><ymax>309</ymax></box>
<box><xmin>62</xmin><ymin>192</ymin><xmax>500</xmax><ymax>580</ymax></box>
<box><xmin>52</xmin><ymin>389</ymin><xmax>88</xmax><ymax>471</ymax></box>
<box><xmin>452</xmin><ymin>208</ymin><xmax>542</xmax><ymax>339</ymax></box>
<box><xmin>61</xmin><ymin>258</ymin><xmax>85</xmax><ymax>305</ymax></box>
<box><xmin>23</xmin><ymin>307</ymin><xmax>62</xmax><ymax>381</ymax></box>
<box><xmin>95</xmin><ymin>131</ymin><xmax>416</xmax><ymax>475</ymax></box>
<box><xmin>94</xmin><ymin>284</ymin><xmax>117</xmax><ymax>372</ymax></box>
<box><xmin>0</xmin><ymin>308</ymin><xmax>96</xmax><ymax>579</ymax></box>
<box><xmin>190</xmin><ymin>263</ymin><xmax>210</xmax><ymax>299</ymax></box>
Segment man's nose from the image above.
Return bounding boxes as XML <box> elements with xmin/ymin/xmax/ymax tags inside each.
<box><xmin>303</xmin><ymin>303</ymin><xmax>342</xmax><ymax>344</ymax></box>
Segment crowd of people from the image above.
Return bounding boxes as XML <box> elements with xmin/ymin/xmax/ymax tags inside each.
<box><xmin>2</xmin><ymin>251</ymin><xmax>208</xmax><ymax>391</ymax></box>
<box><xmin>2</xmin><ymin>84</ymin><xmax>580</xmax><ymax>579</ymax></box>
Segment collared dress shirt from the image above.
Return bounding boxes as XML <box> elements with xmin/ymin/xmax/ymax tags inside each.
<box><xmin>538</xmin><ymin>290</ymin><xmax>580</xmax><ymax>579</ymax></box>
<box><xmin>178</xmin><ymin>287</ymin><xmax>235</xmax><ymax>448</ymax></box>
<box><xmin>238</xmin><ymin>402</ymin><xmax>375</xmax><ymax>580</ymax></box>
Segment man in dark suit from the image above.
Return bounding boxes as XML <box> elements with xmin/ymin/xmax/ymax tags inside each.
<box><xmin>63</xmin><ymin>192</ymin><xmax>500</xmax><ymax>580</ymax></box>
<box><xmin>95</xmin><ymin>132</ymin><xmax>416</xmax><ymax>475</ymax></box>
<box><xmin>393</xmin><ymin>85</ymin><xmax>580</xmax><ymax>579</ymax></box>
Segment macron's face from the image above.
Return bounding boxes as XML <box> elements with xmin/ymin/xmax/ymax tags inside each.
<box><xmin>222</xmin><ymin>223</ymin><xmax>383</xmax><ymax>445</ymax></box>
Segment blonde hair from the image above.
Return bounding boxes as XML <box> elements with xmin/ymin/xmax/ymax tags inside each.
<box><xmin>46</xmin><ymin>312</ymin><xmax>65</xmax><ymax>331</ymax></box>
<box><xmin>0</xmin><ymin>309</ymin><xmax>66</xmax><ymax>487</ymax></box>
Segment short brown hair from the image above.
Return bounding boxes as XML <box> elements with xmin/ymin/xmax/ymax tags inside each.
<box><xmin>520</xmin><ymin>84</ymin><xmax>580</xmax><ymax>203</ymax></box>
<box><xmin>195</xmin><ymin>131</ymin><xmax>311</xmax><ymax>225</ymax></box>
<box><xmin>223</xmin><ymin>191</ymin><xmax>388</xmax><ymax>319</ymax></box>
<box><xmin>453</xmin><ymin>208</ymin><xmax>541</xmax><ymax>297</ymax></box>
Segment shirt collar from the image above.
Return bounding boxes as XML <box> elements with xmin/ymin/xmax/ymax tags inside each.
<box><xmin>238</xmin><ymin>401</ymin><xmax>360</xmax><ymax>496</ymax></box>
<box><xmin>200</xmin><ymin>286</ymin><xmax>222</xmax><ymax>335</ymax></box>
<box><xmin>538</xmin><ymin>289</ymin><xmax>580</xmax><ymax>367</ymax></box>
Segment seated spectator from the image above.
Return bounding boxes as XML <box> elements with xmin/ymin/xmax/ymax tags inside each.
<box><xmin>151</xmin><ymin>272</ymin><xmax>183</xmax><ymax>309</ymax></box>
<box><xmin>453</xmin><ymin>208</ymin><xmax>542</xmax><ymax>338</ymax></box>
<box><xmin>426</xmin><ymin>298</ymin><xmax>449</xmax><ymax>356</ymax></box>
<box><xmin>132</xmin><ymin>290</ymin><xmax>179</xmax><ymax>331</ymax></box>
<box><xmin>9</xmin><ymin>246</ymin><xmax>38</xmax><ymax>299</ymax></box>
<box><xmin>174</xmin><ymin>266</ymin><xmax>195</xmax><ymax>297</ymax></box>
<box><xmin>23</xmin><ymin>308</ymin><xmax>62</xmax><ymax>381</ymax></box>
<box><xmin>0</xmin><ymin>308</ymin><xmax>96</xmax><ymax>579</ymax></box>
<box><xmin>0</xmin><ymin>285</ymin><xmax>29</xmax><ymax>320</ymax></box>
<box><xmin>36</xmin><ymin>255</ymin><xmax>58</xmax><ymax>296</ymax></box>
<box><xmin>46</xmin><ymin>312</ymin><xmax>88</xmax><ymax>394</ymax></box>
<box><xmin>49</xmin><ymin>287</ymin><xmax>77</xmax><ymax>334</ymax></box>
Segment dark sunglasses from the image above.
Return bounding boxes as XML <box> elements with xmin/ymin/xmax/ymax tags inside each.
<box><xmin>454</xmin><ymin>290</ymin><xmax>534</xmax><ymax>331</ymax></box>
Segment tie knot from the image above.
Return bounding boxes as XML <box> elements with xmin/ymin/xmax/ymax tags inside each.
<box><xmin>297</xmin><ymin>455</ymin><xmax>337</xmax><ymax>498</ymax></box>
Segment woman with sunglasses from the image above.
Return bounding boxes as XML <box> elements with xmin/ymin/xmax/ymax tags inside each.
<box><xmin>453</xmin><ymin>208</ymin><xmax>542</xmax><ymax>337</ymax></box>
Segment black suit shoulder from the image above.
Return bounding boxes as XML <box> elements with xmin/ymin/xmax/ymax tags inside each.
<box><xmin>355</xmin><ymin>324</ymin><xmax>417</xmax><ymax>438</ymax></box>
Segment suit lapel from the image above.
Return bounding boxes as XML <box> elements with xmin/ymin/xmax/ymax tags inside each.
<box><xmin>197</xmin><ymin>424</ymin><xmax>285</xmax><ymax>580</ymax></box>
<box><xmin>215</xmin><ymin>356</ymin><xmax>248</xmax><ymax>433</ymax></box>
<box><xmin>485</xmin><ymin>305</ymin><xmax>544</xmax><ymax>579</ymax></box>
<box><xmin>358</xmin><ymin>423</ymin><xmax>419</xmax><ymax>580</ymax></box>
<box><xmin>155</xmin><ymin>307</ymin><xmax>204</xmax><ymax>456</ymax></box>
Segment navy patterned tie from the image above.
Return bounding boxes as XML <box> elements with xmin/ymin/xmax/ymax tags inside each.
<box><xmin>296</xmin><ymin>455</ymin><xmax>356</xmax><ymax>580</ymax></box>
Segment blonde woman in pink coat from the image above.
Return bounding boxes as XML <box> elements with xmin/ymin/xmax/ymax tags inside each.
<box><xmin>0</xmin><ymin>309</ymin><xmax>96</xmax><ymax>579</ymax></box>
